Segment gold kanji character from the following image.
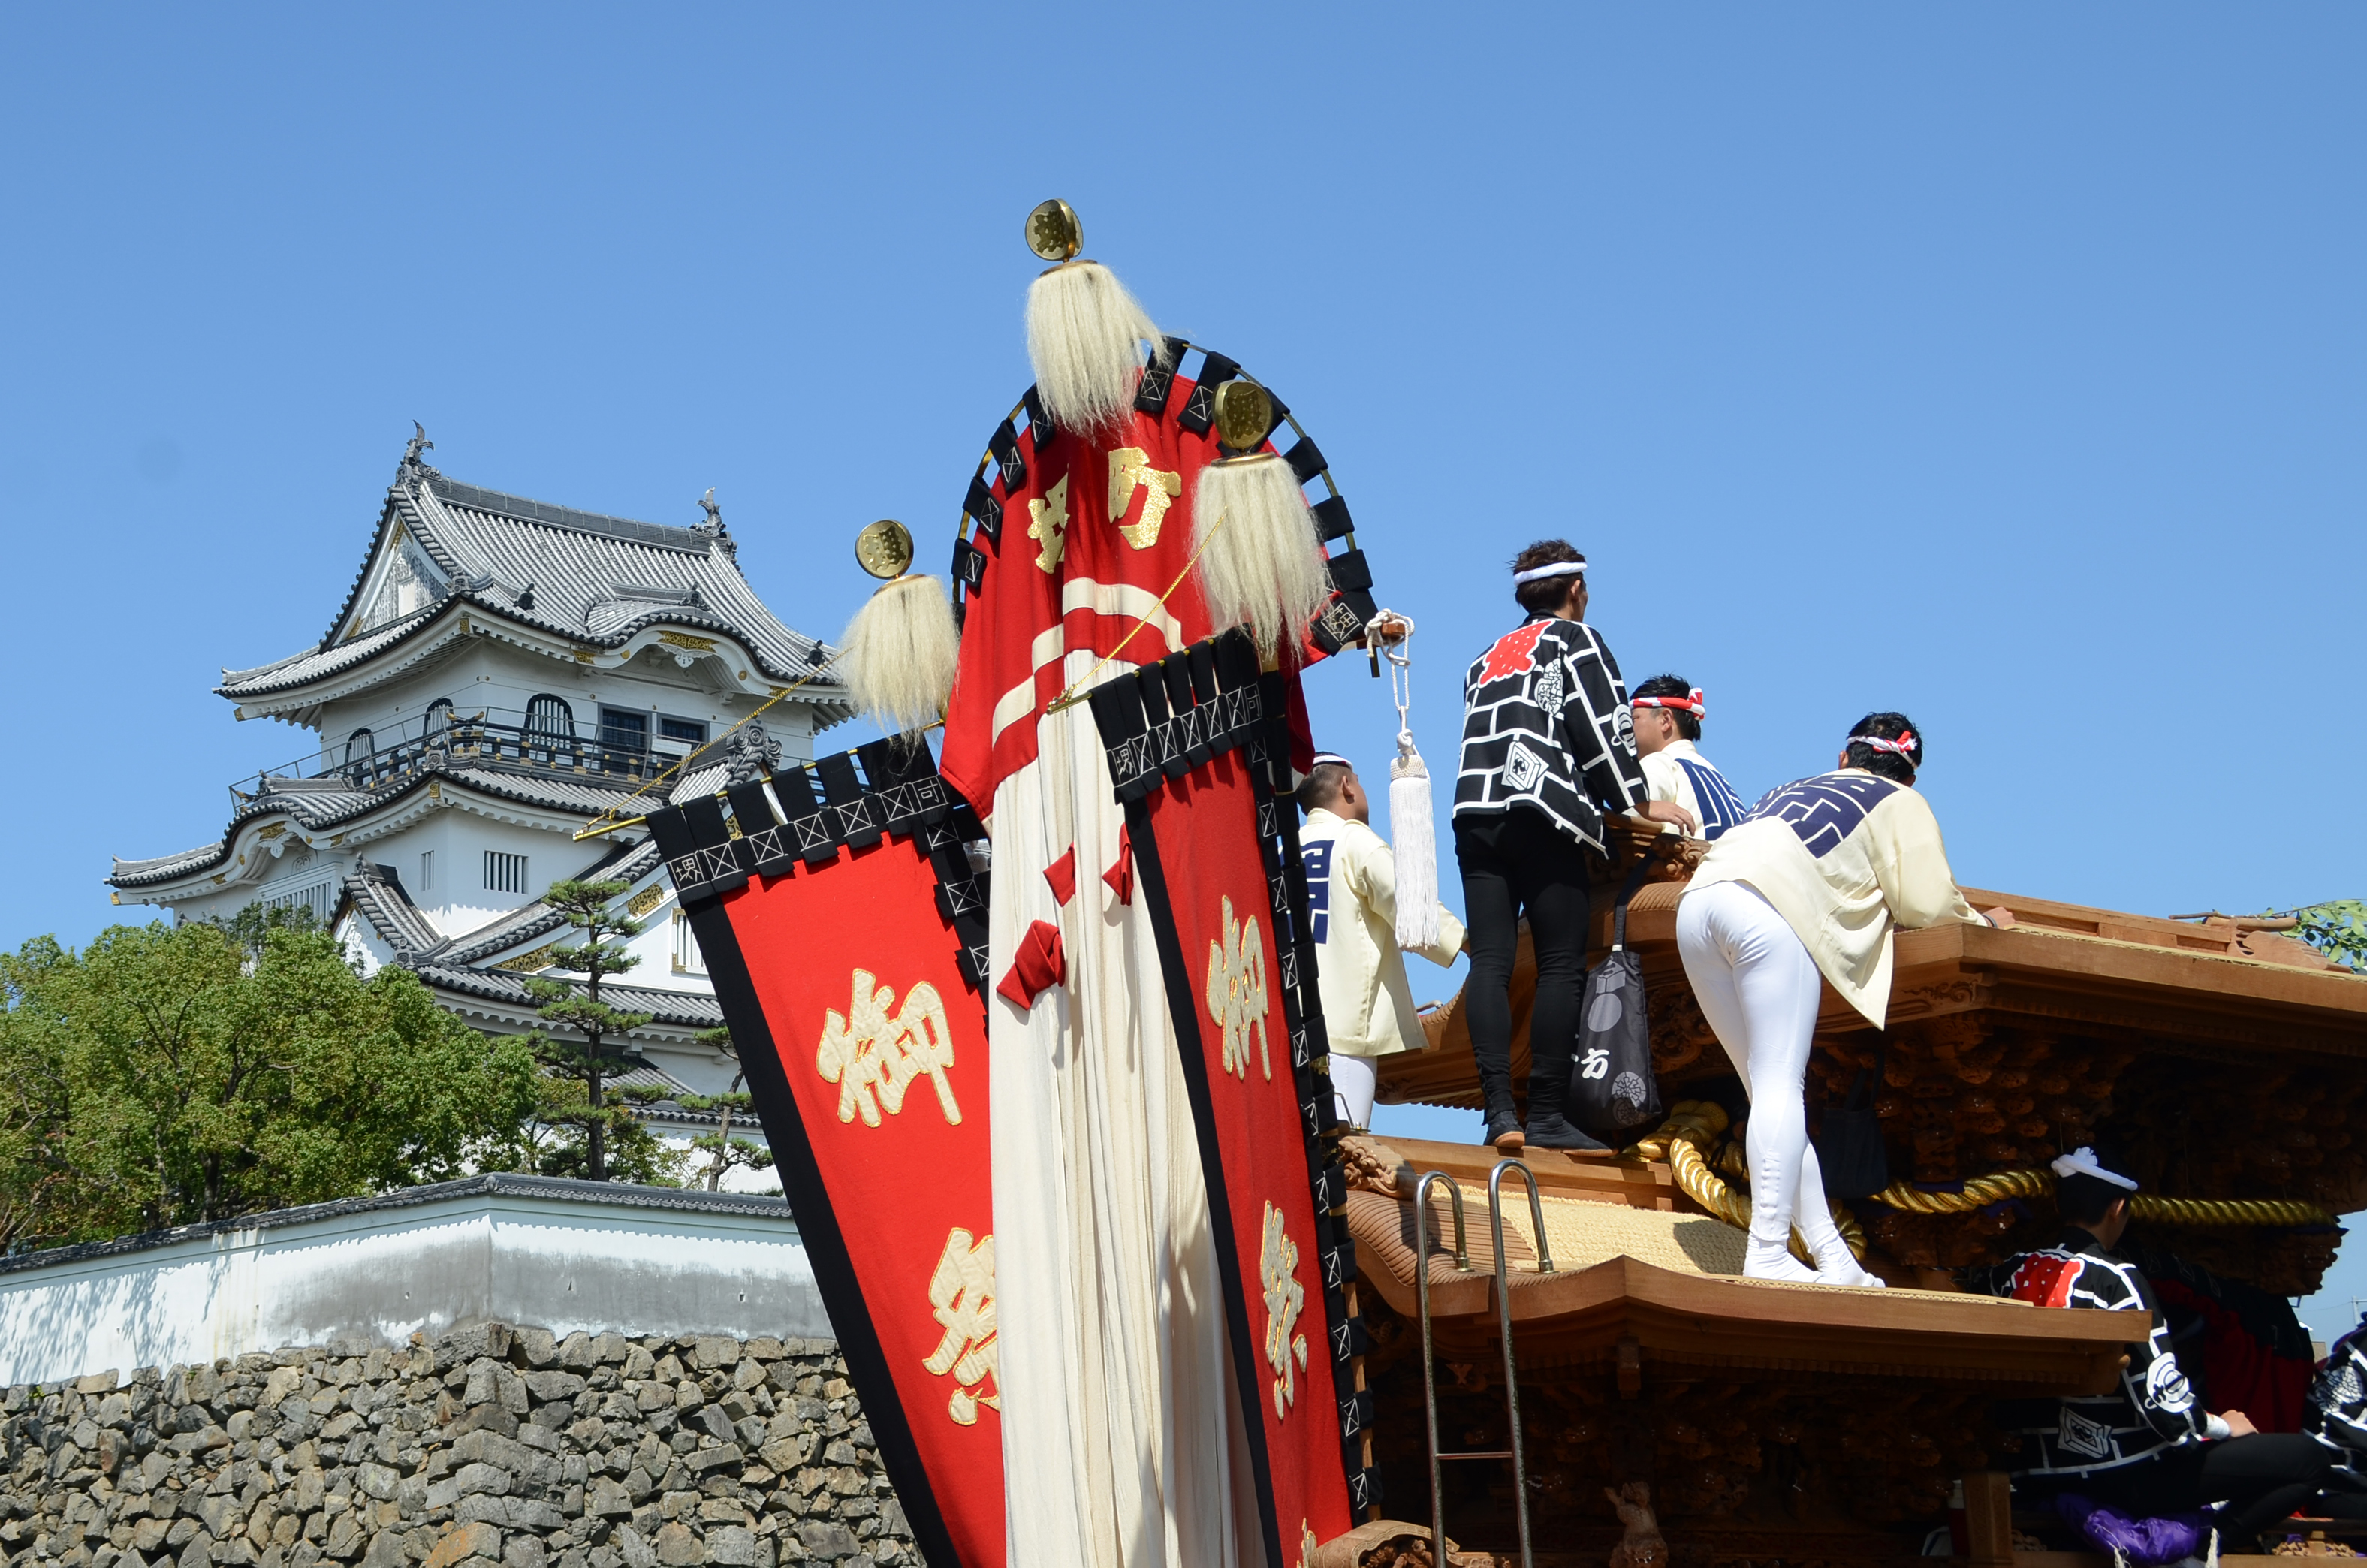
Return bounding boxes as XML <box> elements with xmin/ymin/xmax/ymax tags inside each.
<box><xmin>1028</xmin><ymin>474</ymin><xmax>1070</xmax><ymax>573</ymax></box>
<box><xmin>814</xmin><ymin>969</ymin><xmax>960</xmax><ymax>1127</ymax></box>
<box><xmin>1260</xmin><ymin>1202</ymin><xmax>1308</xmax><ymax>1420</ymax></box>
<box><xmin>1108</xmin><ymin>446</ymin><xmax>1181</xmax><ymax>549</ymax></box>
<box><xmin>1205</xmin><ymin>894</ymin><xmax>1271</xmax><ymax>1081</ymax></box>
<box><xmin>923</xmin><ymin>1227</ymin><xmax>999</xmax><ymax>1425</ymax></box>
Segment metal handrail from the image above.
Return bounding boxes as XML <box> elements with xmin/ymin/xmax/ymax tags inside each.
<box><xmin>1488</xmin><ymin>1159</ymin><xmax>1554</xmax><ymax>1568</ymax></box>
<box><xmin>1413</xmin><ymin>1163</ymin><xmax>1551</xmax><ymax>1568</ymax></box>
<box><xmin>1413</xmin><ymin>1170</ymin><xmax>1468</xmax><ymax>1568</ymax></box>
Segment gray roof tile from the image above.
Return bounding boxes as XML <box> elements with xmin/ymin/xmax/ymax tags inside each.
<box><xmin>219</xmin><ymin>472</ymin><xmax>849</xmax><ymax>711</ymax></box>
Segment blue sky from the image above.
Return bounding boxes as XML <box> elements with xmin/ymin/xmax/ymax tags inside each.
<box><xmin>3</xmin><ymin>7</ymin><xmax>2362</xmax><ymax>1326</ymax></box>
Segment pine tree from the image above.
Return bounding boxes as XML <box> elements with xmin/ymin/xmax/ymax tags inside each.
<box><xmin>523</xmin><ymin>879</ymin><xmax>656</xmax><ymax>1183</ymax></box>
<box><xmin>681</xmin><ymin>1025</ymin><xmax>774</xmax><ymax>1192</ymax></box>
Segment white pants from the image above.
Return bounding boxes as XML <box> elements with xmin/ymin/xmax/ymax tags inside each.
<box><xmin>1328</xmin><ymin>1053</ymin><xmax>1378</xmax><ymax>1130</ymax></box>
<box><xmin>1675</xmin><ymin>880</ymin><xmax>1858</xmax><ymax>1277</ymax></box>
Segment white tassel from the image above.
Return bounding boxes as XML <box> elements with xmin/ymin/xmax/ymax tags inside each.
<box><xmin>1390</xmin><ymin>730</ymin><xmax>1440</xmax><ymax>950</ymax></box>
<box><xmin>1024</xmin><ymin>261</ymin><xmax>1165</xmax><ymax>435</ymax></box>
<box><xmin>1191</xmin><ymin>454</ymin><xmax>1331</xmax><ymax>662</ymax></box>
<box><xmin>840</xmin><ymin>574</ymin><xmax>959</xmax><ymax>734</ymax></box>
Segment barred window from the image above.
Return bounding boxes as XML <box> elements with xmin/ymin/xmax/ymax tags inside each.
<box><xmin>673</xmin><ymin>909</ymin><xmax>704</xmax><ymax>973</ymax></box>
<box><xmin>420</xmin><ymin>849</ymin><xmax>436</xmax><ymax>891</ymax></box>
<box><xmin>484</xmin><ymin>851</ymin><xmax>530</xmax><ymax>895</ymax></box>
<box><xmin>261</xmin><ymin>881</ymin><xmax>335</xmax><ymax>927</ymax></box>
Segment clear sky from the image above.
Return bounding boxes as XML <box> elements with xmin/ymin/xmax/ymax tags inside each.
<box><xmin>3</xmin><ymin>8</ymin><xmax>2362</xmax><ymax>1325</ymax></box>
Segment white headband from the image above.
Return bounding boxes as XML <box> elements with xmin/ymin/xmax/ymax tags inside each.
<box><xmin>1308</xmin><ymin>752</ymin><xmax>1352</xmax><ymax>771</ymax></box>
<box><xmin>2051</xmin><ymin>1147</ymin><xmax>2138</xmax><ymax>1192</ymax></box>
<box><xmin>1512</xmin><ymin>560</ymin><xmax>1586</xmax><ymax>586</ymax></box>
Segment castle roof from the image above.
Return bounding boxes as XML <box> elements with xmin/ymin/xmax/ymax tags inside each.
<box><xmin>217</xmin><ymin>455</ymin><xmax>847</xmax><ymax>719</ymax></box>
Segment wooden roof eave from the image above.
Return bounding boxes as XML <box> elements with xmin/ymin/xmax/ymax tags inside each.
<box><xmin>1352</xmin><ymin>1247</ymin><xmax>2146</xmax><ymax>1394</ymax></box>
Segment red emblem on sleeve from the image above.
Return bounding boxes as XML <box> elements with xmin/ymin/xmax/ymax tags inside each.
<box><xmin>2007</xmin><ymin>1254</ymin><xmax>2084</xmax><ymax>1308</ymax></box>
<box><xmin>1478</xmin><ymin>622</ymin><xmax>1550</xmax><ymax>683</ymax></box>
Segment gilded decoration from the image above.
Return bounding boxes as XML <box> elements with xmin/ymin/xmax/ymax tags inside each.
<box><xmin>658</xmin><ymin>630</ymin><xmax>718</xmax><ymax>653</ymax></box>
<box><xmin>815</xmin><ymin>969</ymin><xmax>961</xmax><ymax>1127</ymax></box>
<box><xmin>497</xmin><ymin>945</ymin><xmax>556</xmax><ymax>973</ymax></box>
<box><xmin>626</xmin><ymin>885</ymin><xmax>665</xmax><ymax>918</ymax></box>
<box><xmin>1205</xmin><ymin>894</ymin><xmax>1271</xmax><ymax>1081</ymax></box>
<box><xmin>922</xmin><ymin>1227</ymin><xmax>1000</xmax><ymax>1425</ymax></box>
<box><xmin>1259</xmin><ymin>1201</ymin><xmax>1308</xmax><ymax>1419</ymax></box>
<box><xmin>1027</xmin><ymin>474</ymin><xmax>1070</xmax><ymax>573</ymax></box>
<box><xmin>1108</xmin><ymin>446</ymin><xmax>1181</xmax><ymax>550</ymax></box>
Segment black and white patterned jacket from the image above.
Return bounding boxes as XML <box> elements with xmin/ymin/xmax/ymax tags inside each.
<box><xmin>2309</xmin><ymin>1320</ymin><xmax>2367</xmax><ymax>1459</ymax></box>
<box><xmin>1989</xmin><ymin>1228</ymin><xmax>2215</xmax><ymax>1476</ymax></box>
<box><xmin>1454</xmin><ymin>614</ymin><xmax>1648</xmax><ymax>852</ymax></box>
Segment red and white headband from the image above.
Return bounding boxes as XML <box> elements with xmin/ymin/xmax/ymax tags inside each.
<box><xmin>1633</xmin><ymin>689</ymin><xmax>1704</xmax><ymax>717</ymax></box>
<box><xmin>1856</xmin><ymin>730</ymin><xmax>1917</xmax><ymax>758</ymax></box>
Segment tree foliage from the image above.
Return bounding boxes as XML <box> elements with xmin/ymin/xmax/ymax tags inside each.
<box><xmin>0</xmin><ymin>916</ymin><xmax>539</xmax><ymax>1252</ymax></box>
<box><xmin>680</xmin><ymin>1027</ymin><xmax>775</xmax><ymax>1193</ymax></box>
<box><xmin>2277</xmin><ymin>900</ymin><xmax>2367</xmax><ymax>972</ymax></box>
<box><xmin>521</xmin><ymin>880</ymin><xmax>656</xmax><ymax>1184</ymax></box>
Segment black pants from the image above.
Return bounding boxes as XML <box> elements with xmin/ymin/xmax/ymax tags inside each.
<box><xmin>2059</xmin><ymin>1434</ymin><xmax>2335</xmax><ymax>1545</ymax></box>
<box><xmin>1454</xmin><ymin>808</ymin><xmax>1591</xmax><ymax>1122</ymax></box>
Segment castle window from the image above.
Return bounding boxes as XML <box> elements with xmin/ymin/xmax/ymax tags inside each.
<box><xmin>420</xmin><ymin>850</ymin><xmax>435</xmax><ymax>892</ymax></box>
<box><xmin>424</xmin><ymin>698</ymin><xmax>455</xmax><ymax>737</ymax></box>
<box><xmin>660</xmin><ymin>716</ymin><xmax>708</xmax><ymax>746</ymax></box>
<box><xmin>524</xmin><ymin>695</ymin><xmax>574</xmax><ymax>740</ymax></box>
<box><xmin>673</xmin><ymin>909</ymin><xmax>704</xmax><ymax>973</ymax></box>
<box><xmin>345</xmin><ymin>728</ymin><xmax>376</xmax><ymax>786</ymax></box>
<box><xmin>484</xmin><ymin>851</ymin><xmax>530</xmax><ymax>895</ymax></box>
<box><xmin>600</xmin><ymin>707</ymin><xmax>649</xmax><ymax>752</ymax></box>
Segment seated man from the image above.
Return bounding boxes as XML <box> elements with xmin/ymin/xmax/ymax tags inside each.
<box><xmin>1991</xmin><ymin>1147</ymin><xmax>2334</xmax><ymax>1549</ymax></box>
<box><xmin>1631</xmin><ymin>675</ymin><xmax>1747</xmax><ymax>841</ymax></box>
<box><xmin>2303</xmin><ymin>1311</ymin><xmax>2367</xmax><ymax>1515</ymax></box>
<box><xmin>1297</xmin><ymin>752</ymin><xmax>1465</xmax><ymax>1129</ymax></box>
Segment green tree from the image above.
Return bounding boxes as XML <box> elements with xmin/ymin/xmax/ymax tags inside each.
<box><xmin>2273</xmin><ymin>901</ymin><xmax>2367</xmax><ymax>971</ymax></box>
<box><xmin>680</xmin><ymin>1026</ymin><xmax>775</xmax><ymax>1193</ymax></box>
<box><xmin>521</xmin><ymin>880</ymin><xmax>656</xmax><ymax>1184</ymax></box>
<box><xmin>0</xmin><ymin>918</ymin><xmax>539</xmax><ymax>1248</ymax></box>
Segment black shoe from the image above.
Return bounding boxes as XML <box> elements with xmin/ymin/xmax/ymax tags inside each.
<box><xmin>1523</xmin><ymin>1114</ymin><xmax>1612</xmax><ymax>1154</ymax></box>
<box><xmin>1485</xmin><ymin>1109</ymin><xmax>1525</xmax><ymax>1152</ymax></box>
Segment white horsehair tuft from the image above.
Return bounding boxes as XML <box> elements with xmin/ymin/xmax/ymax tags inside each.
<box><xmin>840</xmin><ymin>574</ymin><xmax>960</xmax><ymax>735</ymax></box>
<box><xmin>1190</xmin><ymin>454</ymin><xmax>1331</xmax><ymax>664</ymax></box>
<box><xmin>1024</xmin><ymin>261</ymin><xmax>1166</xmax><ymax>434</ymax></box>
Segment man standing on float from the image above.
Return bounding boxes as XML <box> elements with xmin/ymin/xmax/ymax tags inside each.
<box><xmin>1675</xmin><ymin>713</ymin><xmax>1986</xmax><ymax>1286</ymax></box>
<box><xmin>1453</xmin><ymin>541</ymin><xmax>1693</xmax><ymax>1152</ymax></box>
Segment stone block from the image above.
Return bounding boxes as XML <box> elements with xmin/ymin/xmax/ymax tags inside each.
<box><xmin>650</xmin><ymin>1525</ymin><xmax>702</xmax><ymax>1568</ymax></box>
<box><xmin>451</xmin><ymin>1464</ymin><xmax>510</xmax><ymax>1499</ymax></box>
<box><xmin>588</xmin><ymin>1482</ymin><xmax>632</xmax><ymax>1521</ymax></box>
<box><xmin>324</xmin><ymin>1515</ymin><xmax>365</xmax><ymax>1560</ymax></box>
<box><xmin>511</xmin><ymin>1332</ymin><xmax>557</xmax><ymax>1371</ymax></box>
<box><xmin>499</xmin><ymin>1536</ymin><xmax>544</xmax><ymax>1568</ymax></box>
<box><xmin>611</xmin><ymin>1529</ymin><xmax>656</xmax><ymax>1568</ymax></box>
<box><xmin>421</xmin><ymin>1524</ymin><xmax>502</xmax><ymax>1568</ymax></box>
<box><xmin>523</xmin><ymin>1374</ymin><xmax>585</xmax><ymax>1405</ymax></box>
<box><xmin>356</xmin><ymin>1466</ymin><xmax>400</xmax><ymax>1503</ymax></box>
<box><xmin>683</xmin><ymin>1447</ymin><xmax>742</xmax><ymax>1477</ymax></box>
<box><xmin>704</xmin><ymin>1528</ymin><xmax>758</xmax><ymax>1567</ymax></box>
<box><xmin>695</xmin><ymin>1409</ymin><xmax>737</xmax><ymax>1446</ymax></box>
<box><xmin>358</xmin><ymin>1530</ymin><xmax>409</xmax><ymax>1568</ymax></box>
<box><xmin>77</xmin><ymin>1371</ymin><xmax>122</xmax><ymax>1395</ymax></box>
<box><xmin>792</xmin><ymin>1524</ymin><xmax>855</xmax><ymax>1563</ymax></box>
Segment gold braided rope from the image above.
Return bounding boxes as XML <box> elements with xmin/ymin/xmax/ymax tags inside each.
<box><xmin>1630</xmin><ymin>1105</ymin><xmax>1868</xmax><ymax>1265</ymax></box>
<box><xmin>1868</xmin><ymin>1170</ymin><xmax>2334</xmax><ymax>1229</ymax></box>
<box><xmin>1624</xmin><ymin>1104</ymin><xmax>2335</xmax><ymax>1259</ymax></box>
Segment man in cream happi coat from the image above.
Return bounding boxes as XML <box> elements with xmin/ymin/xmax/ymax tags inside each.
<box><xmin>1298</xmin><ymin>752</ymin><xmax>1465</xmax><ymax>1129</ymax></box>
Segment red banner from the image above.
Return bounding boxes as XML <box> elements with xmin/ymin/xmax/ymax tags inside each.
<box><xmin>1090</xmin><ymin>631</ymin><xmax>1375</xmax><ymax>1564</ymax></box>
<box><xmin>649</xmin><ymin>740</ymin><xmax>1003</xmax><ymax>1568</ymax></box>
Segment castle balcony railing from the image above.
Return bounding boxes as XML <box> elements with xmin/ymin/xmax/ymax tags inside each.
<box><xmin>228</xmin><ymin>706</ymin><xmax>695</xmax><ymax>806</ymax></box>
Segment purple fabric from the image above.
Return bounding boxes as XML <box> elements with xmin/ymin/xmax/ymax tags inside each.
<box><xmin>2054</xmin><ymin>1494</ymin><xmax>2215</xmax><ymax>1564</ymax></box>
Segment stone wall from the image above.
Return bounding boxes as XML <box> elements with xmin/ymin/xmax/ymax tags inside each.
<box><xmin>0</xmin><ymin>1323</ymin><xmax>912</xmax><ymax>1568</ymax></box>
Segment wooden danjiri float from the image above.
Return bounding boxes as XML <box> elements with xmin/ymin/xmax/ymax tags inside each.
<box><xmin>632</xmin><ymin>202</ymin><xmax>2366</xmax><ymax>1568</ymax></box>
<box><xmin>1343</xmin><ymin>820</ymin><xmax>2365</xmax><ymax>1568</ymax></box>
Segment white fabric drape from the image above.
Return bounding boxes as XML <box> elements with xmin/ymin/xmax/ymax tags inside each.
<box><xmin>990</xmin><ymin>662</ymin><xmax>1260</xmax><ymax>1568</ymax></box>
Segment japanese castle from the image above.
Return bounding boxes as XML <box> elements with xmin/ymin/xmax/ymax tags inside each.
<box><xmin>108</xmin><ymin>431</ymin><xmax>852</xmax><ymax>1181</ymax></box>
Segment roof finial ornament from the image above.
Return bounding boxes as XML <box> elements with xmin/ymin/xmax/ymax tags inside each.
<box><xmin>698</xmin><ymin>487</ymin><xmax>736</xmax><ymax>558</ymax></box>
<box><xmin>396</xmin><ymin>421</ymin><xmax>441</xmax><ymax>490</ymax></box>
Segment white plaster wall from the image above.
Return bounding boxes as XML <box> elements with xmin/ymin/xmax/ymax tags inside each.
<box><xmin>0</xmin><ymin>1184</ymin><xmax>824</xmax><ymax>1386</ymax></box>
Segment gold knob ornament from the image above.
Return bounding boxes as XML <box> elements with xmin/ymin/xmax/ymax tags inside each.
<box><xmin>1025</xmin><ymin>198</ymin><xmax>1083</xmax><ymax>263</ymax></box>
<box><xmin>1212</xmin><ymin>379</ymin><xmax>1274</xmax><ymax>454</ymax></box>
<box><xmin>853</xmin><ymin>518</ymin><xmax>915</xmax><ymax>580</ymax></box>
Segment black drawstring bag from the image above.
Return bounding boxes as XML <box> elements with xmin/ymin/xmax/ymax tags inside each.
<box><xmin>1814</xmin><ymin>1034</ymin><xmax>1890</xmax><ymax>1198</ymax></box>
<box><xmin>1571</xmin><ymin>862</ymin><xmax>1661</xmax><ymax>1135</ymax></box>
